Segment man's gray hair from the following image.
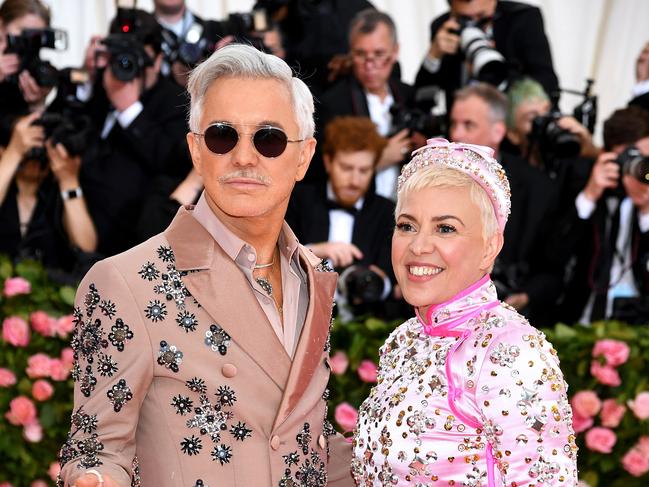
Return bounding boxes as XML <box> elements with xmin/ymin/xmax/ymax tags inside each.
<box><xmin>187</xmin><ymin>44</ymin><xmax>315</xmax><ymax>138</ymax></box>
<box><xmin>454</xmin><ymin>83</ymin><xmax>507</xmax><ymax>124</ymax></box>
<box><xmin>349</xmin><ymin>8</ymin><xmax>398</xmax><ymax>45</ymax></box>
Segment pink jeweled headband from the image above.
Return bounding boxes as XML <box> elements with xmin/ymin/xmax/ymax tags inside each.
<box><xmin>397</xmin><ymin>138</ymin><xmax>511</xmax><ymax>231</ymax></box>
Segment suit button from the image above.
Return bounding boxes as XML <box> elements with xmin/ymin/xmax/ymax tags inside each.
<box><xmin>222</xmin><ymin>363</ymin><xmax>237</xmax><ymax>378</ymax></box>
<box><xmin>318</xmin><ymin>434</ymin><xmax>326</xmax><ymax>449</ymax></box>
<box><xmin>270</xmin><ymin>435</ymin><xmax>281</xmax><ymax>450</ymax></box>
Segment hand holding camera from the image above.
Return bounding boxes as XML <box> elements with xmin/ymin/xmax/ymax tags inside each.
<box><xmin>46</xmin><ymin>141</ymin><xmax>81</xmax><ymax>190</ymax></box>
<box><xmin>0</xmin><ymin>51</ymin><xmax>20</xmax><ymax>82</ymax></box>
<box><xmin>309</xmin><ymin>241</ymin><xmax>364</xmax><ymax>268</ymax></box>
<box><xmin>377</xmin><ymin>128</ymin><xmax>411</xmax><ymax>169</ymax></box>
<box><xmin>5</xmin><ymin>112</ymin><xmax>44</xmax><ymax>160</ymax></box>
<box><xmin>583</xmin><ymin>151</ymin><xmax>620</xmax><ymax>202</ymax></box>
<box><xmin>429</xmin><ymin>18</ymin><xmax>461</xmax><ymax>59</ymax></box>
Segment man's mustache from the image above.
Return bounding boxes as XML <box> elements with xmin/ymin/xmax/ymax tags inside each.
<box><xmin>218</xmin><ymin>170</ymin><xmax>271</xmax><ymax>185</ymax></box>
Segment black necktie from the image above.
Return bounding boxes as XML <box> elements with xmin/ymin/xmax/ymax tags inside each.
<box><xmin>590</xmin><ymin>199</ymin><xmax>621</xmax><ymax>321</ymax></box>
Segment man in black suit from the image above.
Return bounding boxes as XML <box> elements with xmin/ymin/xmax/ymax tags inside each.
<box><xmin>79</xmin><ymin>9</ymin><xmax>188</xmax><ymax>257</ymax></box>
<box><xmin>415</xmin><ymin>0</ymin><xmax>559</xmax><ymax>114</ymax></box>
<box><xmin>553</xmin><ymin>107</ymin><xmax>649</xmax><ymax>325</ymax></box>
<box><xmin>449</xmin><ymin>82</ymin><xmax>561</xmax><ymax>326</ymax></box>
<box><xmin>286</xmin><ymin>116</ymin><xmax>395</xmax><ymax>318</ymax></box>
<box><xmin>312</xmin><ymin>9</ymin><xmax>420</xmax><ymax>199</ymax></box>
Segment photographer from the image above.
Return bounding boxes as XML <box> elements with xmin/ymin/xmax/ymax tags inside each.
<box><xmin>553</xmin><ymin>106</ymin><xmax>649</xmax><ymax>324</ymax></box>
<box><xmin>415</xmin><ymin>0</ymin><xmax>559</xmax><ymax>114</ymax></box>
<box><xmin>315</xmin><ymin>9</ymin><xmax>423</xmax><ymax>200</ymax></box>
<box><xmin>449</xmin><ymin>83</ymin><xmax>562</xmax><ymax>325</ymax></box>
<box><xmin>286</xmin><ymin>116</ymin><xmax>395</xmax><ymax>320</ymax></box>
<box><xmin>0</xmin><ymin>110</ymin><xmax>97</xmax><ymax>272</ymax></box>
<box><xmin>0</xmin><ymin>0</ymin><xmax>52</xmax><ymax>145</ymax></box>
<box><xmin>78</xmin><ymin>8</ymin><xmax>188</xmax><ymax>256</ymax></box>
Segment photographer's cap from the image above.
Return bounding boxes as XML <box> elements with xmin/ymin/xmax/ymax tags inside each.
<box><xmin>398</xmin><ymin>138</ymin><xmax>511</xmax><ymax>231</ymax></box>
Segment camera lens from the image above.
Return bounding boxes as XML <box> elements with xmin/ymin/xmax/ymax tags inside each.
<box><xmin>111</xmin><ymin>52</ymin><xmax>138</xmax><ymax>81</ymax></box>
<box><xmin>618</xmin><ymin>146</ymin><xmax>649</xmax><ymax>185</ymax></box>
<box><xmin>460</xmin><ymin>26</ymin><xmax>507</xmax><ymax>86</ymax></box>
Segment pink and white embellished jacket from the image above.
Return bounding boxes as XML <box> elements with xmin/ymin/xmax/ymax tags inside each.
<box><xmin>352</xmin><ymin>275</ymin><xmax>578</xmax><ymax>486</ymax></box>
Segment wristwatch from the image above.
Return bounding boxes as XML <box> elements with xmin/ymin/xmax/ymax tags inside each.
<box><xmin>61</xmin><ymin>187</ymin><xmax>83</xmax><ymax>200</ymax></box>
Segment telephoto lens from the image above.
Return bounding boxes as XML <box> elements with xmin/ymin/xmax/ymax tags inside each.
<box><xmin>616</xmin><ymin>146</ymin><xmax>649</xmax><ymax>184</ymax></box>
<box><xmin>460</xmin><ymin>26</ymin><xmax>507</xmax><ymax>86</ymax></box>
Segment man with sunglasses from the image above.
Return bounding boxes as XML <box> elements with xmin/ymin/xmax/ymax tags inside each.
<box><xmin>59</xmin><ymin>44</ymin><xmax>354</xmax><ymax>487</ymax></box>
<box><xmin>414</xmin><ymin>0</ymin><xmax>559</xmax><ymax>115</ymax></box>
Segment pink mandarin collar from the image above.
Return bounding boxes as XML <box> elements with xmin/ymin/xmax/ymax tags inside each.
<box><xmin>415</xmin><ymin>274</ymin><xmax>500</xmax><ymax>337</ymax></box>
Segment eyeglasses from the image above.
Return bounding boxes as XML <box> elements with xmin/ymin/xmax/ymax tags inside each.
<box><xmin>351</xmin><ymin>49</ymin><xmax>393</xmax><ymax>67</ymax></box>
<box><xmin>193</xmin><ymin>122</ymin><xmax>305</xmax><ymax>158</ymax></box>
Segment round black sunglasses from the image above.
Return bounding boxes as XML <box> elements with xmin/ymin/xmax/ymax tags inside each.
<box><xmin>193</xmin><ymin>122</ymin><xmax>305</xmax><ymax>158</ymax></box>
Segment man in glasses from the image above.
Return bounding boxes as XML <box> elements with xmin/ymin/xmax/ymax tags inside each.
<box><xmin>414</xmin><ymin>0</ymin><xmax>559</xmax><ymax>115</ymax></box>
<box><xmin>314</xmin><ymin>9</ymin><xmax>421</xmax><ymax>201</ymax></box>
<box><xmin>59</xmin><ymin>44</ymin><xmax>354</xmax><ymax>487</ymax></box>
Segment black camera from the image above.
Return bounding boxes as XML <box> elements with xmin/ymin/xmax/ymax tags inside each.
<box><xmin>162</xmin><ymin>22</ymin><xmax>214</xmax><ymax>68</ymax></box>
<box><xmin>530</xmin><ymin>112</ymin><xmax>581</xmax><ymax>160</ymax></box>
<box><xmin>338</xmin><ymin>265</ymin><xmax>385</xmax><ymax>306</ymax></box>
<box><xmin>616</xmin><ymin>146</ymin><xmax>649</xmax><ymax>185</ymax></box>
<box><xmin>390</xmin><ymin>105</ymin><xmax>446</xmax><ymax>138</ymax></box>
<box><xmin>100</xmin><ymin>33</ymin><xmax>152</xmax><ymax>82</ymax></box>
<box><xmin>450</xmin><ymin>18</ymin><xmax>507</xmax><ymax>86</ymax></box>
<box><xmin>5</xmin><ymin>28</ymin><xmax>68</xmax><ymax>87</ymax></box>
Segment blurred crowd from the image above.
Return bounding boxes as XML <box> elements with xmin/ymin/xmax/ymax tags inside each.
<box><xmin>0</xmin><ymin>0</ymin><xmax>647</xmax><ymax>325</ymax></box>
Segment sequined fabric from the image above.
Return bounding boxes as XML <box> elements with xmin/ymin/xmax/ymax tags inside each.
<box><xmin>352</xmin><ymin>276</ymin><xmax>578</xmax><ymax>486</ymax></box>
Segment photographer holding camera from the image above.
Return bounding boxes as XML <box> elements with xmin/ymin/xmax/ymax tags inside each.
<box><xmin>77</xmin><ymin>8</ymin><xmax>188</xmax><ymax>257</ymax></box>
<box><xmin>415</xmin><ymin>0</ymin><xmax>559</xmax><ymax>115</ymax></box>
<box><xmin>553</xmin><ymin>106</ymin><xmax>649</xmax><ymax>324</ymax></box>
<box><xmin>315</xmin><ymin>9</ymin><xmax>424</xmax><ymax>200</ymax></box>
<box><xmin>286</xmin><ymin>116</ymin><xmax>395</xmax><ymax>320</ymax></box>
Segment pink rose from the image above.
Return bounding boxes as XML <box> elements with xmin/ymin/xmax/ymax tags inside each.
<box><xmin>2</xmin><ymin>316</ymin><xmax>30</xmax><ymax>347</ymax></box>
<box><xmin>585</xmin><ymin>427</ymin><xmax>617</xmax><ymax>453</ymax></box>
<box><xmin>60</xmin><ymin>347</ymin><xmax>75</xmax><ymax>367</ymax></box>
<box><xmin>0</xmin><ymin>368</ymin><xmax>17</xmax><ymax>387</ymax></box>
<box><xmin>23</xmin><ymin>421</ymin><xmax>43</xmax><ymax>443</ymax></box>
<box><xmin>49</xmin><ymin>358</ymin><xmax>71</xmax><ymax>381</ymax></box>
<box><xmin>0</xmin><ymin>482</ymin><xmax>14</xmax><ymax>487</ymax></box>
<box><xmin>32</xmin><ymin>380</ymin><xmax>54</xmax><ymax>402</ymax></box>
<box><xmin>637</xmin><ymin>436</ymin><xmax>649</xmax><ymax>457</ymax></box>
<box><xmin>30</xmin><ymin>481</ymin><xmax>47</xmax><ymax>487</ymax></box>
<box><xmin>571</xmin><ymin>391</ymin><xmax>601</xmax><ymax>418</ymax></box>
<box><xmin>329</xmin><ymin>351</ymin><xmax>349</xmax><ymax>376</ymax></box>
<box><xmin>30</xmin><ymin>311</ymin><xmax>56</xmax><ymax>337</ymax></box>
<box><xmin>622</xmin><ymin>448</ymin><xmax>649</xmax><ymax>477</ymax></box>
<box><xmin>334</xmin><ymin>402</ymin><xmax>358</xmax><ymax>432</ymax></box>
<box><xmin>592</xmin><ymin>339</ymin><xmax>630</xmax><ymax>367</ymax></box>
<box><xmin>628</xmin><ymin>392</ymin><xmax>649</xmax><ymax>420</ymax></box>
<box><xmin>357</xmin><ymin>360</ymin><xmax>378</xmax><ymax>383</ymax></box>
<box><xmin>5</xmin><ymin>396</ymin><xmax>37</xmax><ymax>426</ymax></box>
<box><xmin>54</xmin><ymin>315</ymin><xmax>75</xmax><ymax>338</ymax></box>
<box><xmin>600</xmin><ymin>399</ymin><xmax>626</xmax><ymax>428</ymax></box>
<box><xmin>3</xmin><ymin>276</ymin><xmax>31</xmax><ymax>297</ymax></box>
<box><xmin>48</xmin><ymin>462</ymin><xmax>61</xmax><ymax>482</ymax></box>
<box><xmin>571</xmin><ymin>412</ymin><xmax>594</xmax><ymax>433</ymax></box>
<box><xmin>26</xmin><ymin>354</ymin><xmax>52</xmax><ymax>379</ymax></box>
<box><xmin>590</xmin><ymin>361</ymin><xmax>621</xmax><ymax>387</ymax></box>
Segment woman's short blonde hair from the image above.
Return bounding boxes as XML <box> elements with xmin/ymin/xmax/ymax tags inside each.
<box><xmin>396</xmin><ymin>165</ymin><xmax>499</xmax><ymax>240</ymax></box>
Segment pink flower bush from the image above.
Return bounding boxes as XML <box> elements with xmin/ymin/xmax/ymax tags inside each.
<box><xmin>2</xmin><ymin>316</ymin><xmax>30</xmax><ymax>347</ymax></box>
<box><xmin>0</xmin><ymin>368</ymin><xmax>17</xmax><ymax>387</ymax></box>
<box><xmin>30</xmin><ymin>311</ymin><xmax>56</xmax><ymax>337</ymax></box>
<box><xmin>29</xmin><ymin>480</ymin><xmax>47</xmax><ymax>487</ymax></box>
<box><xmin>3</xmin><ymin>277</ymin><xmax>31</xmax><ymax>297</ymax></box>
<box><xmin>329</xmin><ymin>350</ymin><xmax>349</xmax><ymax>376</ymax></box>
<box><xmin>334</xmin><ymin>402</ymin><xmax>358</xmax><ymax>432</ymax></box>
<box><xmin>60</xmin><ymin>347</ymin><xmax>75</xmax><ymax>367</ymax></box>
<box><xmin>32</xmin><ymin>380</ymin><xmax>54</xmax><ymax>402</ymax></box>
<box><xmin>622</xmin><ymin>447</ymin><xmax>649</xmax><ymax>477</ymax></box>
<box><xmin>357</xmin><ymin>360</ymin><xmax>378</xmax><ymax>383</ymax></box>
<box><xmin>5</xmin><ymin>396</ymin><xmax>37</xmax><ymax>426</ymax></box>
<box><xmin>47</xmin><ymin>463</ymin><xmax>61</xmax><ymax>482</ymax></box>
<box><xmin>592</xmin><ymin>339</ymin><xmax>630</xmax><ymax>367</ymax></box>
<box><xmin>590</xmin><ymin>361</ymin><xmax>621</xmax><ymax>387</ymax></box>
<box><xmin>585</xmin><ymin>427</ymin><xmax>617</xmax><ymax>453</ymax></box>
<box><xmin>571</xmin><ymin>391</ymin><xmax>601</xmax><ymax>418</ymax></box>
<box><xmin>628</xmin><ymin>391</ymin><xmax>649</xmax><ymax>420</ymax></box>
<box><xmin>637</xmin><ymin>436</ymin><xmax>649</xmax><ymax>457</ymax></box>
<box><xmin>26</xmin><ymin>354</ymin><xmax>52</xmax><ymax>379</ymax></box>
<box><xmin>571</xmin><ymin>413</ymin><xmax>594</xmax><ymax>433</ymax></box>
<box><xmin>23</xmin><ymin>421</ymin><xmax>43</xmax><ymax>443</ymax></box>
<box><xmin>54</xmin><ymin>315</ymin><xmax>75</xmax><ymax>337</ymax></box>
<box><xmin>600</xmin><ymin>399</ymin><xmax>626</xmax><ymax>428</ymax></box>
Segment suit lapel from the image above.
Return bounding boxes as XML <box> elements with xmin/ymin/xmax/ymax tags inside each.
<box><xmin>165</xmin><ymin>208</ymin><xmax>292</xmax><ymax>390</ymax></box>
<box><xmin>272</xmin><ymin>249</ymin><xmax>337</xmax><ymax>430</ymax></box>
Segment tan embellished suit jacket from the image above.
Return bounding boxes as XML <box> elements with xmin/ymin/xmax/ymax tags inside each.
<box><xmin>58</xmin><ymin>207</ymin><xmax>354</xmax><ymax>487</ymax></box>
